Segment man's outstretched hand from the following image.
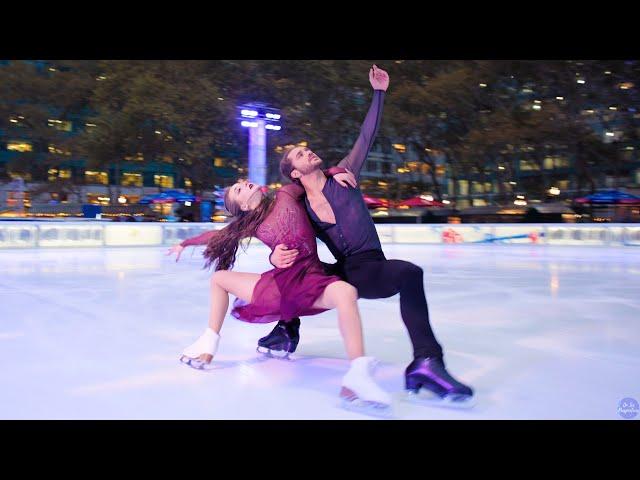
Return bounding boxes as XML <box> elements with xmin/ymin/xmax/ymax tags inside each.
<box><xmin>270</xmin><ymin>244</ymin><xmax>299</xmax><ymax>269</ymax></box>
<box><xmin>369</xmin><ymin>64</ymin><xmax>389</xmax><ymax>92</ymax></box>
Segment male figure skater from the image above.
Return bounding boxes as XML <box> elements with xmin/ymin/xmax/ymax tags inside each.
<box><xmin>261</xmin><ymin>65</ymin><xmax>474</xmax><ymax>407</ymax></box>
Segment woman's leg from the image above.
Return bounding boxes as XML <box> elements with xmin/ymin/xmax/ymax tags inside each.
<box><xmin>313</xmin><ymin>280</ymin><xmax>391</xmax><ymax>411</ymax></box>
<box><xmin>312</xmin><ymin>281</ymin><xmax>364</xmax><ymax>360</ymax></box>
<box><xmin>208</xmin><ymin>270</ymin><xmax>261</xmax><ymax>333</ymax></box>
<box><xmin>184</xmin><ymin>271</ymin><xmax>261</xmax><ymax>365</ymax></box>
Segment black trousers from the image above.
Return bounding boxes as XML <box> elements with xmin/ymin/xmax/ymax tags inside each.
<box><xmin>325</xmin><ymin>249</ymin><xmax>443</xmax><ymax>360</ymax></box>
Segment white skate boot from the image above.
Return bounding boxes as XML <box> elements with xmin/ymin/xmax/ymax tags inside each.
<box><xmin>339</xmin><ymin>356</ymin><xmax>394</xmax><ymax>418</ymax></box>
<box><xmin>180</xmin><ymin>328</ymin><xmax>220</xmax><ymax>370</ymax></box>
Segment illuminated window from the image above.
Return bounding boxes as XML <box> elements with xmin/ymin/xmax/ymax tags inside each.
<box><xmin>544</xmin><ymin>156</ymin><xmax>554</xmax><ymax>169</ymax></box>
<box><xmin>48</xmin><ymin>145</ymin><xmax>72</xmax><ymax>156</ymax></box>
<box><xmin>47</xmin><ymin>119</ymin><xmax>73</xmax><ymax>132</ymax></box>
<box><xmin>85</xmin><ymin>170</ymin><xmax>109</xmax><ymax>185</ymax></box>
<box><xmin>124</xmin><ymin>153</ymin><xmax>144</xmax><ymax>161</ymax></box>
<box><xmin>7</xmin><ymin>141</ymin><xmax>33</xmax><ymax>152</ymax></box>
<box><xmin>87</xmin><ymin>194</ymin><xmax>111</xmax><ymax>205</ymax></box>
<box><xmin>115</xmin><ymin>195</ymin><xmax>140</xmax><ymax>204</ymax></box>
<box><xmin>122</xmin><ymin>173</ymin><xmax>143</xmax><ymax>187</ymax></box>
<box><xmin>47</xmin><ymin>168</ymin><xmax>71</xmax><ymax>181</ymax></box>
<box><xmin>435</xmin><ymin>165</ymin><xmax>446</xmax><ymax>176</ymax></box>
<box><xmin>544</xmin><ymin>156</ymin><xmax>570</xmax><ymax>169</ymax></box>
<box><xmin>154</xmin><ymin>174</ymin><xmax>174</xmax><ymax>188</ymax></box>
<box><xmin>214</xmin><ymin>158</ymin><xmax>225</xmax><ymax>167</ymax></box>
<box><xmin>392</xmin><ymin>143</ymin><xmax>406</xmax><ymax>153</ymax></box>
<box><xmin>184</xmin><ymin>178</ymin><xmax>193</xmax><ymax>188</ymax></box>
<box><xmin>458</xmin><ymin>180</ymin><xmax>469</xmax><ymax>196</ymax></box>
<box><xmin>519</xmin><ymin>160</ymin><xmax>540</xmax><ymax>171</ymax></box>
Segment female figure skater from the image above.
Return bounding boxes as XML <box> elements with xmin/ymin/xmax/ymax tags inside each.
<box><xmin>167</xmin><ymin>172</ymin><xmax>392</xmax><ymax>415</ymax></box>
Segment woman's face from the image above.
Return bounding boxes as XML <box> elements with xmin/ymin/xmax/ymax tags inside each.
<box><xmin>228</xmin><ymin>179</ymin><xmax>264</xmax><ymax>212</ymax></box>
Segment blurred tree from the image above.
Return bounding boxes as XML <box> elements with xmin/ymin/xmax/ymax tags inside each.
<box><xmin>77</xmin><ymin>60</ymin><xmax>239</xmax><ymax>201</ymax></box>
<box><xmin>386</xmin><ymin>60</ymin><xmax>492</xmax><ymax>202</ymax></box>
<box><xmin>0</xmin><ymin>60</ymin><xmax>99</xmax><ymax>190</ymax></box>
<box><xmin>3</xmin><ymin>59</ymin><xmax>639</xmax><ymax>206</ymax></box>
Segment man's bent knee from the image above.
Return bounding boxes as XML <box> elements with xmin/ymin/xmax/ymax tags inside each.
<box><xmin>403</xmin><ymin>262</ymin><xmax>423</xmax><ymax>278</ymax></box>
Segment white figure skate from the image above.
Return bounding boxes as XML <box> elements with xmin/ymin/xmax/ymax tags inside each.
<box><xmin>180</xmin><ymin>328</ymin><xmax>220</xmax><ymax>370</ymax></box>
<box><xmin>339</xmin><ymin>356</ymin><xmax>394</xmax><ymax>419</ymax></box>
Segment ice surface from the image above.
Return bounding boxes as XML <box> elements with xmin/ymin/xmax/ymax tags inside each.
<box><xmin>1</xmin><ymin>242</ymin><xmax>639</xmax><ymax>419</ymax></box>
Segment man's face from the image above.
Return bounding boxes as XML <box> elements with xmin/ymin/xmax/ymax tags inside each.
<box><xmin>289</xmin><ymin>146</ymin><xmax>323</xmax><ymax>178</ymax></box>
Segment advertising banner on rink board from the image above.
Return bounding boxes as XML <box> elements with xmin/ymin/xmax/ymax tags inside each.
<box><xmin>434</xmin><ymin>225</ymin><xmax>492</xmax><ymax>244</ymax></box>
<box><xmin>390</xmin><ymin>225</ymin><xmax>442</xmax><ymax>244</ymax></box>
<box><xmin>162</xmin><ymin>224</ymin><xmax>266</xmax><ymax>247</ymax></box>
<box><xmin>374</xmin><ymin>225</ymin><xmax>395</xmax><ymax>244</ymax></box>
<box><xmin>37</xmin><ymin>224</ymin><xmax>104</xmax><ymax>248</ymax></box>
<box><xmin>622</xmin><ymin>226</ymin><xmax>640</xmax><ymax>246</ymax></box>
<box><xmin>162</xmin><ymin>224</ymin><xmax>225</xmax><ymax>246</ymax></box>
<box><xmin>2</xmin><ymin>222</ymin><xmax>640</xmax><ymax>248</ymax></box>
<box><xmin>490</xmin><ymin>226</ymin><xmax>546</xmax><ymax>244</ymax></box>
<box><xmin>545</xmin><ymin>226</ymin><xmax>611</xmax><ymax>246</ymax></box>
<box><xmin>104</xmin><ymin>225</ymin><xmax>163</xmax><ymax>246</ymax></box>
<box><xmin>0</xmin><ymin>224</ymin><xmax>38</xmax><ymax>248</ymax></box>
<box><xmin>392</xmin><ymin>225</ymin><xmax>501</xmax><ymax>244</ymax></box>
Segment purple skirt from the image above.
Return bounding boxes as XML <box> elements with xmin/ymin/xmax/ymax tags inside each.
<box><xmin>231</xmin><ymin>257</ymin><xmax>341</xmax><ymax>323</ymax></box>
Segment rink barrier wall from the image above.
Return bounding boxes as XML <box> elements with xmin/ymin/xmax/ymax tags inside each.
<box><xmin>1</xmin><ymin>222</ymin><xmax>640</xmax><ymax>249</ymax></box>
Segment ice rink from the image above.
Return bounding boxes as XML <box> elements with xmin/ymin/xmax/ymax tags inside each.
<box><xmin>1</xmin><ymin>242</ymin><xmax>639</xmax><ymax>420</ymax></box>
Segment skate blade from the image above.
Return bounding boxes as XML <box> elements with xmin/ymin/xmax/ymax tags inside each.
<box><xmin>339</xmin><ymin>398</ymin><xmax>395</xmax><ymax>419</ymax></box>
<box><xmin>402</xmin><ymin>389</ymin><xmax>476</xmax><ymax>410</ymax></box>
<box><xmin>256</xmin><ymin>346</ymin><xmax>294</xmax><ymax>361</ymax></box>
<box><xmin>179</xmin><ymin>355</ymin><xmax>214</xmax><ymax>371</ymax></box>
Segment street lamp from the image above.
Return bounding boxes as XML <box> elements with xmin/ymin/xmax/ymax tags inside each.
<box><xmin>238</xmin><ymin>103</ymin><xmax>282</xmax><ymax>186</ymax></box>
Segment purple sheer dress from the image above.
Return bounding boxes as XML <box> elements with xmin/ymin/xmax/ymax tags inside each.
<box><xmin>181</xmin><ymin>182</ymin><xmax>342</xmax><ymax>324</ymax></box>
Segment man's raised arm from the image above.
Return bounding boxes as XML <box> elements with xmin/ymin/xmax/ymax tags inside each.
<box><xmin>338</xmin><ymin>65</ymin><xmax>389</xmax><ymax>179</ymax></box>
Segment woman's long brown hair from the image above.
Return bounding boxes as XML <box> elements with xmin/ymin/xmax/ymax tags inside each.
<box><xmin>202</xmin><ymin>187</ymin><xmax>276</xmax><ymax>271</ymax></box>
